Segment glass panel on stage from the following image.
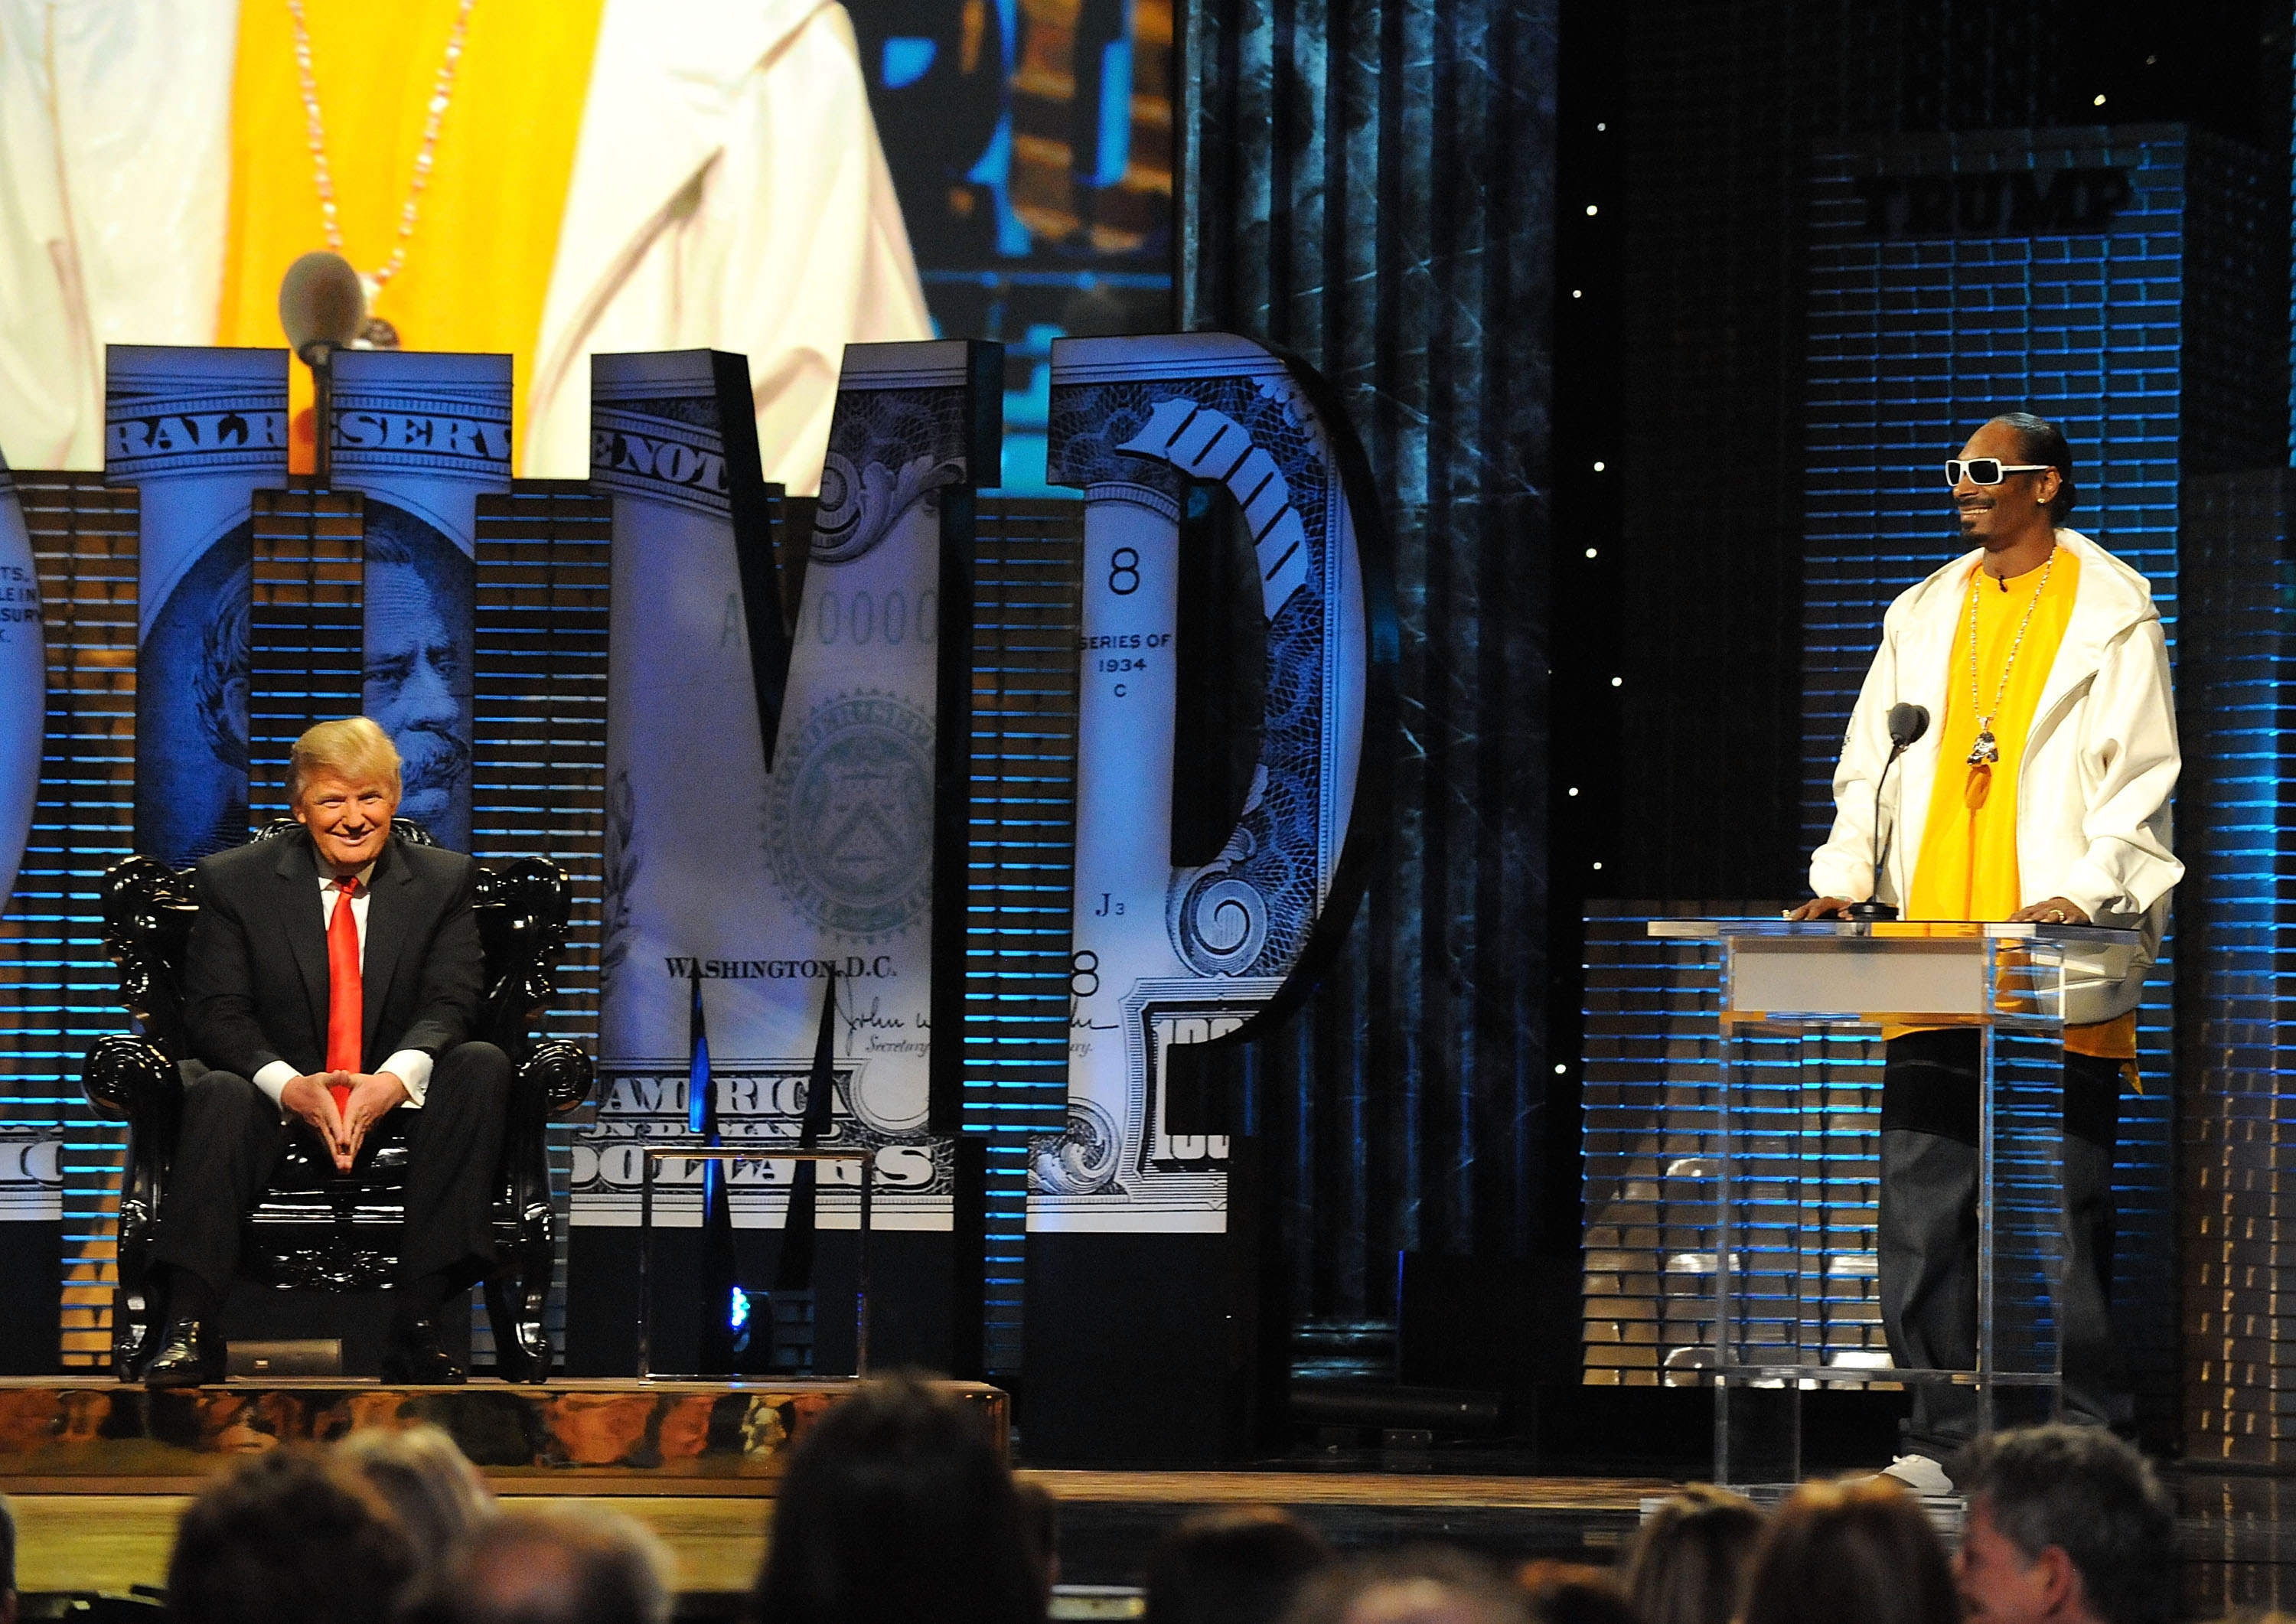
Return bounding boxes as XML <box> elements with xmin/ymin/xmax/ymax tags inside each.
<box><xmin>1652</xmin><ymin>919</ymin><xmax>2132</xmax><ymax>1489</ymax></box>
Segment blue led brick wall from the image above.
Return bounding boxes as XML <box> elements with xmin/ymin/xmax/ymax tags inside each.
<box><xmin>2178</xmin><ymin>470</ymin><xmax>2296</xmax><ymax>1465</ymax></box>
<box><xmin>1803</xmin><ymin>125</ymin><xmax>2282</xmax><ymax>1440</ymax></box>
<box><xmin>963</xmin><ymin>499</ymin><xmax>1083</xmax><ymax>1378</ymax></box>
<box><xmin>0</xmin><ymin>476</ymin><xmax>138</xmax><ymax>1368</ymax></box>
<box><xmin>469</xmin><ymin>484</ymin><xmax>613</xmax><ymax>1375</ymax></box>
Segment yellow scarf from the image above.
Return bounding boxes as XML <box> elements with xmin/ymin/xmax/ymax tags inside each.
<box><xmin>1898</xmin><ymin>546</ymin><xmax>2135</xmax><ymax>1063</ymax></box>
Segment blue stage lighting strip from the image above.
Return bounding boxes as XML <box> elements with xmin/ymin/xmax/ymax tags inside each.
<box><xmin>471</xmin><ymin>480</ymin><xmax>613</xmax><ymax>1376</ymax></box>
<box><xmin>1578</xmin><ymin>903</ymin><xmax>1890</xmax><ymax>1385</ymax></box>
<box><xmin>0</xmin><ymin>474</ymin><xmax>139</xmax><ymax>1367</ymax></box>
<box><xmin>964</xmin><ymin>497</ymin><xmax>1084</xmax><ymax>1379</ymax></box>
<box><xmin>246</xmin><ymin>488</ymin><xmax>366</xmax><ymax>826</ymax></box>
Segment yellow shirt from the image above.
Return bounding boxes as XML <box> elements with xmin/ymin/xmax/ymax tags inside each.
<box><xmin>215</xmin><ymin>0</ymin><xmax>606</xmax><ymax>473</ymax></box>
<box><xmin>1900</xmin><ymin>546</ymin><xmax>2135</xmax><ymax>1064</ymax></box>
<box><xmin>1908</xmin><ymin>549</ymin><xmax>2079</xmax><ymax>922</ymax></box>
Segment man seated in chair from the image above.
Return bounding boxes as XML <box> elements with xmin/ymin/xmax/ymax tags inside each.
<box><xmin>142</xmin><ymin>716</ymin><xmax>509</xmax><ymax>1386</ymax></box>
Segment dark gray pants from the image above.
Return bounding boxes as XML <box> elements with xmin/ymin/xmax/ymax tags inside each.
<box><xmin>1878</xmin><ymin>1029</ymin><xmax>2129</xmax><ymax>1462</ymax></box>
<box><xmin>151</xmin><ymin>1042</ymin><xmax>510</xmax><ymax>1300</ymax></box>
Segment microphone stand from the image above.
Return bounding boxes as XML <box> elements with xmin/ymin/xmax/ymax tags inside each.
<box><xmin>1845</xmin><ymin>739</ymin><xmax>1913</xmax><ymax>922</ymax></box>
<box><xmin>300</xmin><ymin>341</ymin><xmax>337</xmax><ymax>487</ymax></box>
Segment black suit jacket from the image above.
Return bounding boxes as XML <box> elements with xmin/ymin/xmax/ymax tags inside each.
<box><xmin>181</xmin><ymin>830</ymin><xmax>485</xmax><ymax>1080</ymax></box>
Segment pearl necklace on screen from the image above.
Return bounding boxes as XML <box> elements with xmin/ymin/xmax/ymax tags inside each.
<box><xmin>285</xmin><ymin>0</ymin><xmax>479</xmax><ymax>347</ymax></box>
<box><xmin>1964</xmin><ymin>543</ymin><xmax>2056</xmax><ymax>767</ymax></box>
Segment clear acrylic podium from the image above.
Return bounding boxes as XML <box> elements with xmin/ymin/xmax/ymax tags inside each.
<box><xmin>1646</xmin><ymin>918</ymin><xmax>2141</xmax><ymax>1488</ymax></box>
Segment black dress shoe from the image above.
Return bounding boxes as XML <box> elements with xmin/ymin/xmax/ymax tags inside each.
<box><xmin>382</xmin><ymin>1319</ymin><xmax>467</xmax><ymax>1385</ymax></box>
<box><xmin>142</xmin><ymin>1319</ymin><xmax>225</xmax><ymax>1387</ymax></box>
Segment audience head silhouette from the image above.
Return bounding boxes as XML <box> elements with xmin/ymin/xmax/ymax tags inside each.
<box><xmin>748</xmin><ymin>1371</ymin><xmax>1043</xmax><ymax>1624</ymax></box>
<box><xmin>1739</xmin><ymin>1476</ymin><xmax>1957</xmax><ymax>1624</ymax></box>
<box><xmin>1953</xmin><ymin>1424</ymin><xmax>2177</xmax><ymax>1624</ymax></box>
<box><xmin>337</xmin><ymin>1424</ymin><xmax>496</xmax><ymax>1577</ymax></box>
<box><xmin>1514</xmin><ymin>1560</ymin><xmax>1639</xmax><ymax>1624</ymax></box>
<box><xmin>1621</xmin><ymin>1484</ymin><xmax>1766</xmax><ymax>1624</ymax></box>
<box><xmin>408</xmin><ymin>1505</ymin><xmax>672</xmax><ymax>1624</ymax></box>
<box><xmin>165</xmin><ymin>1447</ymin><xmax>415</xmax><ymax>1624</ymax></box>
<box><xmin>1014</xmin><ymin>1476</ymin><xmax>1062</xmax><ymax>1597</ymax></box>
<box><xmin>1</xmin><ymin>1489</ymin><xmax>16</xmax><ymax>1624</ymax></box>
<box><xmin>1145</xmin><ymin>1506</ymin><xmax>1332</xmax><ymax>1624</ymax></box>
<box><xmin>1283</xmin><ymin>1547</ymin><xmax>1531</xmax><ymax>1624</ymax></box>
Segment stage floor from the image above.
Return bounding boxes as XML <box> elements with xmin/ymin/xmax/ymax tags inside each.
<box><xmin>2</xmin><ymin>1372</ymin><xmax>2292</xmax><ymax>1616</ymax></box>
<box><xmin>11</xmin><ymin>1465</ymin><xmax>2296</xmax><ymax>1613</ymax></box>
<box><xmin>4</xmin><ymin>1468</ymin><xmax>1663</xmax><ymax>1597</ymax></box>
<box><xmin>13</xmin><ymin>1467</ymin><xmax>2296</xmax><ymax>1613</ymax></box>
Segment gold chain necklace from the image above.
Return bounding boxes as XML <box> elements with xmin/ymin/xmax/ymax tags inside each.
<box><xmin>285</xmin><ymin>0</ymin><xmax>478</xmax><ymax>347</ymax></box>
<box><xmin>1964</xmin><ymin>545</ymin><xmax>2056</xmax><ymax>766</ymax></box>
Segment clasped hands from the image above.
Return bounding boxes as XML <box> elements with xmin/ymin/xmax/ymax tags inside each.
<box><xmin>1788</xmin><ymin>895</ymin><xmax>2092</xmax><ymax>925</ymax></box>
<box><xmin>279</xmin><ymin>1069</ymin><xmax>409</xmax><ymax>1172</ymax></box>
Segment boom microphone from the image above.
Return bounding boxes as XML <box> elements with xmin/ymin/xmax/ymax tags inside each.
<box><xmin>278</xmin><ymin>252</ymin><xmax>366</xmax><ymax>366</ymax></box>
<box><xmin>1846</xmin><ymin>703</ymin><xmax>1930</xmax><ymax>921</ymax></box>
<box><xmin>277</xmin><ymin>252</ymin><xmax>365</xmax><ymax>484</ymax></box>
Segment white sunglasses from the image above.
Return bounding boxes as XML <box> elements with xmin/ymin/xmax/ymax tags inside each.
<box><xmin>1944</xmin><ymin>458</ymin><xmax>2053</xmax><ymax>488</ymax></box>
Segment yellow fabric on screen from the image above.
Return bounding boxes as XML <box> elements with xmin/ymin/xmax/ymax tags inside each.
<box><xmin>1887</xmin><ymin>546</ymin><xmax>2131</xmax><ymax>1067</ymax></box>
<box><xmin>216</xmin><ymin>0</ymin><xmax>606</xmax><ymax>473</ymax></box>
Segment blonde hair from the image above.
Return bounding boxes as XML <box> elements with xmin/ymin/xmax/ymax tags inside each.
<box><xmin>334</xmin><ymin>1423</ymin><xmax>494</xmax><ymax>1573</ymax></box>
<box><xmin>286</xmin><ymin>717</ymin><xmax>403</xmax><ymax>805</ymax></box>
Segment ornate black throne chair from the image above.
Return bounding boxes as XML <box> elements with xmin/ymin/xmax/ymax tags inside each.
<box><xmin>81</xmin><ymin>820</ymin><xmax>593</xmax><ymax>1382</ymax></box>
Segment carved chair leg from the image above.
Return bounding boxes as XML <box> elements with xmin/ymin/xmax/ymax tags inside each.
<box><xmin>488</xmin><ymin>1055</ymin><xmax>559</xmax><ymax>1383</ymax></box>
<box><xmin>90</xmin><ymin>1040</ymin><xmax>183</xmax><ymax>1383</ymax></box>
<box><xmin>112</xmin><ymin>1148</ymin><xmax>161</xmax><ymax>1380</ymax></box>
<box><xmin>112</xmin><ymin>1244</ymin><xmax>161</xmax><ymax>1382</ymax></box>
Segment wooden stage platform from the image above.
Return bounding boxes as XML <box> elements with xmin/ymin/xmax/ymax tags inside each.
<box><xmin>5</xmin><ymin>1466</ymin><xmax>1670</xmax><ymax>1596</ymax></box>
<box><xmin>0</xmin><ymin>1375</ymin><xmax>1670</xmax><ymax>1596</ymax></box>
<box><xmin>0</xmin><ymin>1375</ymin><xmax>1008</xmax><ymax>1494</ymax></box>
<box><xmin>8</xmin><ymin>1377</ymin><xmax>2296</xmax><ymax>1614</ymax></box>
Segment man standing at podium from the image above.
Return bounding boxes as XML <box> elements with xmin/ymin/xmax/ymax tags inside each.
<box><xmin>1792</xmin><ymin>413</ymin><xmax>2180</xmax><ymax>1494</ymax></box>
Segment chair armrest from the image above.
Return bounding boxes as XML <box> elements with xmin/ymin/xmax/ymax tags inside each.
<box><xmin>474</xmin><ymin>858</ymin><xmax>574</xmax><ymax>1055</ymax></box>
<box><xmin>100</xmin><ymin>856</ymin><xmax>196</xmax><ymax>1058</ymax></box>
<box><xmin>520</xmin><ymin>1039</ymin><xmax>594</xmax><ymax>1116</ymax></box>
<box><xmin>83</xmin><ymin>1035</ymin><xmax>182</xmax><ymax>1124</ymax></box>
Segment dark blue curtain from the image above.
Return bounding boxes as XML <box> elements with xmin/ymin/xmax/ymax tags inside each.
<box><xmin>1181</xmin><ymin>0</ymin><xmax>1559</xmax><ymax>1338</ymax></box>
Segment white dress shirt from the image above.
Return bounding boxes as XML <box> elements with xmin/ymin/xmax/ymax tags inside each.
<box><xmin>249</xmin><ymin>861</ymin><xmax>435</xmax><ymax>1114</ymax></box>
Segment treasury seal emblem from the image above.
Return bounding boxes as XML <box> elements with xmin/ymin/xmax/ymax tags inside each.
<box><xmin>765</xmin><ymin>692</ymin><xmax>935</xmax><ymax>938</ymax></box>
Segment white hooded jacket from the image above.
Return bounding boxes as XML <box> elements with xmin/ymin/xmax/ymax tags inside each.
<box><xmin>0</xmin><ymin>0</ymin><xmax>931</xmax><ymax>490</ymax></box>
<box><xmin>1808</xmin><ymin>527</ymin><xmax>2181</xmax><ymax>1024</ymax></box>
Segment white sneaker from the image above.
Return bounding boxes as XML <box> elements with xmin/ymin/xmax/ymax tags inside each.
<box><xmin>1878</xmin><ymin>1453</ymin><xmax>1955</xmax><ymax>1496</ymax></box>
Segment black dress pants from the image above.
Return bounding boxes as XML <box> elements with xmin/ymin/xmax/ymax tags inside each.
<box><xmin>150</xmin><ymin>1042</ymin><xmax>511</xmax><ymax>1301</ymax></box>
<box><xmin>1878</xmin><ymin>1027</ymin><xmax>2128</xmax><ymax>1461</ymax></box>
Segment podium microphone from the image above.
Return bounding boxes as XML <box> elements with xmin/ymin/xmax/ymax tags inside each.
<box><xmin>278</xmin><ymin>252</ymin><xmax>366</xmax><ymax>484</ymax></box>
<box><xmin>1845</xmin><ymin>702</ymin><xmax>1929</xmax><ymax>922</ymax></box>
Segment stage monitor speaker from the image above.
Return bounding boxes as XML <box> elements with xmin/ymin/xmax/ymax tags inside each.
<box><xmin>228</xmin><ymin>1339</ymin><xmax>344</xmax><ymax>1378</ymax></box>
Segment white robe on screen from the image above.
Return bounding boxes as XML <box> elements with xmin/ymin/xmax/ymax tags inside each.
<box><xmin>0</xmin><ymin>0</ymin><xmax>930</xmax><ymax>490</ymax></box>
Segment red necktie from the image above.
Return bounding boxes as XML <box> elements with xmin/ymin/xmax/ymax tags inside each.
<box><xmin>325</xmin><ymin>876</ymin><xmax>361</xmax><ymax>1115</ymax></box>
